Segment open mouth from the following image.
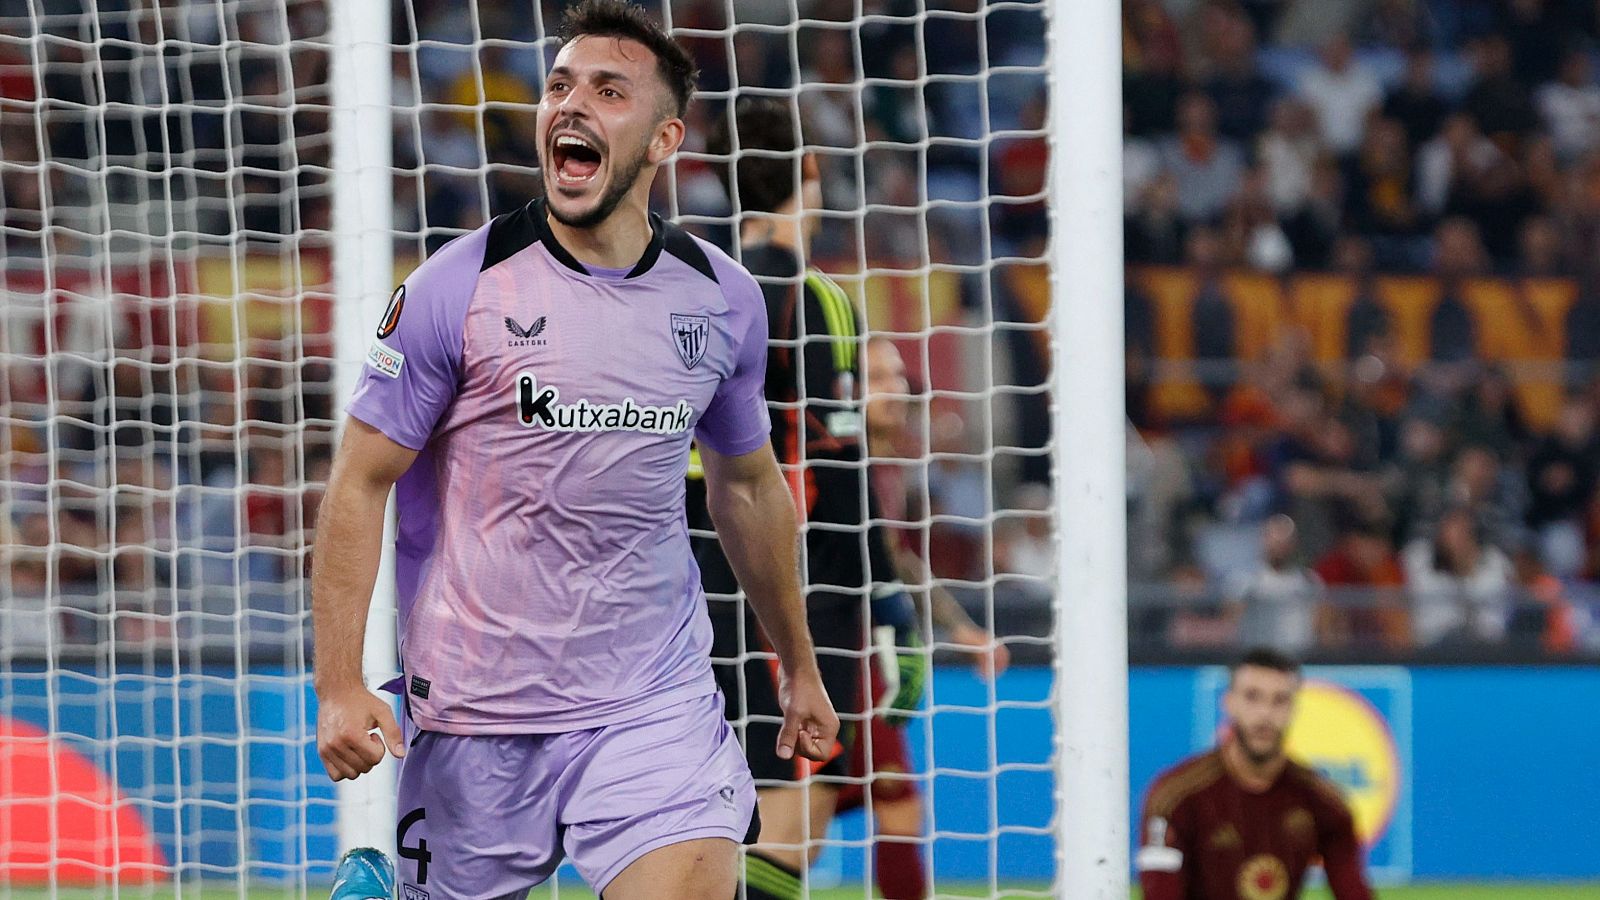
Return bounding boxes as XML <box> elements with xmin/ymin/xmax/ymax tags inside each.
<box><xmin>551</xmin><ymin>133</ymin><xmax>603</xmax><ymax>186</ymax></box>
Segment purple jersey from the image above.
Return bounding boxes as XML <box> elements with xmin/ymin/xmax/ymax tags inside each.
<box><xmin>346</xmin><ymin>199</ymin><xmax>770</xmax><ymax>734</ymax></box>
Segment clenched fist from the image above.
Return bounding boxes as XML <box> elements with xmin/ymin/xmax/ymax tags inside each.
<box><xmin>317</xmin><ymin>684</ymin><xmax>406</xmax><ymax>781</ymax></box>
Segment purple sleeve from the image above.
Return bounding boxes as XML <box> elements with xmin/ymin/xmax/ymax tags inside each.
<box><xmin>694</xmin><ymin>267</ymin><xmax>771</xmax><ymax>457</ymax></box>
<box><xmin>345</xmin><ymin>228</ymin><xmax>487</xmax><ymax>450</ymax></box>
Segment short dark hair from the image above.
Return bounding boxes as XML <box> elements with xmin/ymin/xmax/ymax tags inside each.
<box><xmin>557</xmin><ymin>0</ymin><xmax>697</xmax><ymax>118</ymax></box>
<box><xmin>708</xmin><ymin>97</ymin><xmax>802</xmax><ymax>214</ymax></box>
<box><xmin>1230</xmin><ymin>647</ymin><xmax>1301</xmax><ymax>682</ymax></box>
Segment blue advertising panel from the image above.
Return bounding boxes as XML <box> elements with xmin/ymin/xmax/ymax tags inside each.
<box><xmin>4</xmin><ymin>662</ymin><xmax>1598</xmax><ymax>886</ymax></box>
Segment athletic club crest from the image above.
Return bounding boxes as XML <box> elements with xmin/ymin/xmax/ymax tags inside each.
<box><xmin>670</xmin><ymin>313</ymin><xmax>709</xmax><ymax>370</ymax></box>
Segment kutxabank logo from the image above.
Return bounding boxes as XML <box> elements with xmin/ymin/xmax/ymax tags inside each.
<box><xmin>514</xmin><ymin>371</ymin><xmax>692</xmax><ymax>434</ymax></box>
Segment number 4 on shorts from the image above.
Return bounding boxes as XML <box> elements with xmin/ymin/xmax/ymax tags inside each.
<box><xmin>397</xmin><ymin>807</ymin><xmax>431</xmax><ymax>887</ymax></box>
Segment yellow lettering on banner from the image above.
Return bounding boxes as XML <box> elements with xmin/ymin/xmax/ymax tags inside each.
<box><xmin>1136</xmin><ymin>267</ymin><xmax>1210</xmax><ymax>421</ymax></box>
<box><xmin>1460</xmin><ymin>278</ymin><xmax>1577</xmax><ymax>430</ymax></box>
<box><xmin>1220</xmin><ymin>271</ymin><xmax>1286</xmax><ymax>361</ymax></box>
<box><xmin>1289</xmin><ymin>274</ymin><xmax>1359</xmax><ymax>364</ymax></box>
<box><xmin>1372</xmin><ymin>276</ymin><xmax>1443</xmax><ymax>366</ymax></box>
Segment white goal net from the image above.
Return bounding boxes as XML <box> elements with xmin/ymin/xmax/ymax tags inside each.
<box><xmin>0</xmin><ymin>0</ymin><xmax>1060</xmax><ymax>895</ymax></box>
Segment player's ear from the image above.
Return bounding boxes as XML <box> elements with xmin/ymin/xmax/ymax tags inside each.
<box><xmin>648</xmin><ymin>115</ymin><xmax>685</xmax><ymax>165</ymax></box>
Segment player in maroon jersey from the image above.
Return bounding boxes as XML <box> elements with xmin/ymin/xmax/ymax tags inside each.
<box><xmin>1137</xmin><ymin>649</ymin><xmax>1373</xmax><ymax>900</ymax></box>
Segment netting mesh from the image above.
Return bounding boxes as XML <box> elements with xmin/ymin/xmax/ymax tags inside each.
<box><xmin>0</xmin><ymin>0</ymin><xmax>1056</xmax><ymax>894</ymax></box>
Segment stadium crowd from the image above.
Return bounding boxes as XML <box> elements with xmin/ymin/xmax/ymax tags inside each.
<box><xmin>3</xmin><ymin>0</ymin><xmax>1599</xmax><ymax>659</ymax></box>
<box><xmin>1118</xmin><ymin>0</ymin><xmax>1600</xmax><ymax>655</ymax></box>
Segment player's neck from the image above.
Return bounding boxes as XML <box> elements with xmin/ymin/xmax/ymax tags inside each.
<box><xmin>544</xmin><ymin>196</ymin><xmax>654</xmax><ymax>271</ymax></box>
<box><xmin>1221</xmin><ymin>738</ymin><xmax>1287</xmax><ymax>793</ymax></box>
<box><xmin>739</xmin><ymin>199</ymin><xmax>806</xmax><ymax>256</ymax></box>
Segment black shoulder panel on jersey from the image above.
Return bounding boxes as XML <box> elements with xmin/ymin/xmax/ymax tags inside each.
<box><xmin>481</xmin><ymin>200</ymin><xmax>544</xmax><ymax>273</ymax></box>
<box><xmin>486</xmin><ymin>199</ymin><xmax>685</xmax><ymax>279</ymax></box>
<box><xmin>658</xmin><ymin>221</ymin><xmax>719</xmax><ymax>284</ymax></box>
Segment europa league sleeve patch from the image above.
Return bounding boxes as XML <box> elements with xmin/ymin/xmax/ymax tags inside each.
<box><xmin>376</xmin><ymin>284</ymin><xmax>406</xmax><ymax>339</ymax></box>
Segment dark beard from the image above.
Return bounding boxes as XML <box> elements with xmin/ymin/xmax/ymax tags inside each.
<box><xmin>546</xmin><ymin>144</ymin><xmax>648</xmax><ymax>230</ymax></box>
<box><xmin>1231</xmin><ymin>721</ymin><xmax>1283</xmax><ymax>766</ymax></box>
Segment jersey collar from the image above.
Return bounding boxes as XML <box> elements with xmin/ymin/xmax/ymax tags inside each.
<box><xmin>531</xmin><ymin>197</ymin><xmax>667</xmax><ymax>279</ymax></box>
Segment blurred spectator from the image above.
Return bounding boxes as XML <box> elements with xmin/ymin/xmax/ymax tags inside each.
<box><xmin>1429</xmin><ymin>219</ymin><xmax>1487</xmax><ymax>364</ymax></box>
<box><xmin>1452</xmin><ymin>367</ymin><xmax>1531</xmax><ymax>462</ymax></box>
<box><xmin>1510</xmin><ymin>541</ymin><xmax>1579</xmax><ymax>654</ymax></box>
<box><xmin>1272</xmin><ymin>0</ymin><xmax>1369</xmax><ymax>47</ymax></box>
<box><xmin>1522</xmin><ymin>135</ymin><xmax>1565</xmax><ymax>213</ymax></box>
<box><xmin>993</xmin><ymin>93</ymin><xmax>1049</xmax><ymax>246</ymax></box>
<box><xmin>1257</xmin><ymin>98</ymin><xmax>1321</xmax><ymax>216</ymax></box>
<box><xmin>1518</xmin><ymin>214</ymin><xmax>1569</xmax><ymax>276</ymax></box>
<box><xmin>1382</xmin><ymin>46</ymin><xmax>1448</xmax><ymax>150</ymax></box>
<box><xmin>1416</xmin><ymin>114</ymin><xmax>1502</xmax><ymax>220</ymax></box>
<box><xmin>1274</xmin><ymin>397</ymin><xmax>1387</xmax><ymax>561</ymax></box>
<box><xmin>1223</xmin><ymin>167</ymin><xmax>1296</xmax><ymax>271</ymax></box>
<box><xmin>1402</xmin><ymin>506</ymin><xmax>1514</xmax><ymax>646</ymax></box>
<box><xmin>1385</xmin><ymin>415</ymin><xmax>1453</xmax><ymax>544</ymax></box>
<box><xmin>1536</xmin><ymin>48</ymin><xmax>1600</xmax><ymax>163</ymax></box>
<box><xmin>1223</xmin><ymin>514</ymin><xmax>1327</xmax><ymax>654</ymax></box>
<box><xmin>1445</xmin><ymin>443</ymin><xmax>1526</xmax><ymax>550</ymax></box>
<box><xmin>1128</xmin><ymin>420</ymin><xmax>1197</xmax><ymax>581</ymax></box>
<box><xmin>1336</xmin><ymin>237</ymin><xmax>1394</xmax><ymax>357</ymax></box>
<box><xmin>1525</xmin><ymin>395</ymin><xmax>1599</xmax><ymax>577</ymax></box>
<box><xmin>1159</xmin><ymin>93</ymin><xmax>1246</xmax><ymax>222</ymax></box>
<box><xmin>1501</xmin><ymin>0</ymin><xmax>1568</xmax><ymax>87</ymax></box>
<box><xmin>994</xmin><ymin>483</ymin><xmax>1053</xmax><ymax>605</ymax></box>
<box><xmin>1187</xmin><ymin>227</ymin><xmax>1239</xmax><ymax>402</ymax></box>
<box><xmin>445</xmin><ymin>44</ymin><xmax>536</xmax><ymax>154</ymax></box>
<box><xmin>1344</xmin><ymin>117</ymin><xmax>1423</xmax><ymax>248</ymax></box>
<box><xmin>1126</xmin><ymin>112</ymin><xmax>1163</xmax><ymax>214</ymax></box>
<box><xmin>1123</xmin><ymin>0</ymin><xmax>1184</xmax><ymax>136</ymax></box>
<box><xmin>927</xmin><ymin>411</ymin><xmax>988</xmax><ymax>581</ymax></box>
<box><xmin>1462</xmin><ymin>35</ymin><xmax>1539</xmax><ymax>140</ymax></box>
<box><xmin>865</xmin><ymin>45</ymin><xmax>923</xmax><ymax>146</ymax></box>
<box><xmin>1296</xmin><ymin>35</ymin><xmax>1383</xmax><ymax>157</ymax></box>
<box><xmin>1280</xmin><ymin>156</ymin><xmax>1346</xmax><ymax>268</ymax></box>
<box><xmin>1203</xmin><ymin>8</ymin><xmax>1276</xmax><ymax>141</ymax></box>
<box><xmin>1315</xmin><ymin>518</ymin><xmax>1410</xmax><ymax>650</ymax></box>
<box><xmin>1126</xmin><ymin>172</ymin><xmax>1189</xmax><ymax>265</ymax></box>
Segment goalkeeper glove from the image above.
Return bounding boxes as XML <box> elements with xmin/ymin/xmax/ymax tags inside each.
<box><xmin>886</xmin><ymin>629</ymin><xmax>928</xmax><ymax>726</ymax></box>
<box><xmin>869</xmin><ymin>585</ymin><xmax>927</xmax><ymax>725</ymax></box>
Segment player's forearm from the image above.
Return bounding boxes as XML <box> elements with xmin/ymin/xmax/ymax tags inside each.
<box><xmin>310</xmin><ymin>470</ymin><xmax>392</xmax><ymax>695</ymax></box>
<box><xmin>893</xmin><ymin>545</ymin><xmax>976</xmax><ymax>632</ymax></box>
<box><xmin>706</xmin><ymin>465</ymin><xmax>818</xmax><ymax>674</ymax></box>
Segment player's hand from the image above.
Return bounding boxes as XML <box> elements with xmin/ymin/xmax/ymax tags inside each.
<box><xmin>775</xmin><ymin>663</ymin><xmax>839</xmax><ymax>763</ymax></box>
<box><xmin>886</xmin><ymin>634</ymin><xmax>928</xmax><ymax>727</ymax></box>
<box><xmin>950</xmin><ymin>622</ymin><xmax>1011</xmax><ymax>680</ymax></box>
<box><xmin>317</xmin><ymin>684</ymin><xmax>406</xmax><ymax>781</ymax></box>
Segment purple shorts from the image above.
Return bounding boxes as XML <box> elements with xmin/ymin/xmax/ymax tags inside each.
<box><xmin>394</xmin><ymin>691</ymin><xmax>758</xmax><ymax>897</ymax></box>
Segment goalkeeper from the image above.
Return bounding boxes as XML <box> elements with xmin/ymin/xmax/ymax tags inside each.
<box><xmin>833</xmin><ymin>335</ymin><xmax>1012</xmax><ymax>900</ymax></box>
<box><xmin>685</xmin><ymin>97</ymin><xmax>912</xmax><ymax>900</ymax></box>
